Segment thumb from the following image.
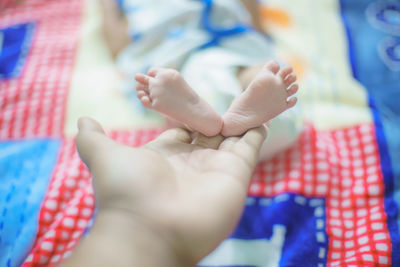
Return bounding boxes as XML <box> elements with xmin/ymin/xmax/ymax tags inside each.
<box><xmin>232</xmin><ymin>125</ymin><xmax>268</xmax><ymax>168</ymax></box>
<box><xmin>76</xmin><ymin>117</ymin><xmax>114</xmax><ymax>169</ymax></box>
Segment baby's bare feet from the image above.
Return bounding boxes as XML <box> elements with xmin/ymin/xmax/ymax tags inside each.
<box><xmin>221</xmin><ymin>60</ymin><xmax>298</xmax><ymax>136</ymax></box>
<box><xmin>135</xmin><ymin>68</ymin><xmax>223</xmax><ymax>136</ymax></box>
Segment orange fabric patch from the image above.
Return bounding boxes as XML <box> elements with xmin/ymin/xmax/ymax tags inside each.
<box><xmin>260</xmin><ymin>6</ymin><xmax>291</xmax><ymax>28</ymax></box>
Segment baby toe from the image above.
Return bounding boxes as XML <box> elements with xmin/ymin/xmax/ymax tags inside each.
<box><xmin>135</xmin><ymin>73</ymin><xmax>150</xmax><ymax>85</ymax></box>
<box><xmin>279</xmin><ymin>66</ymin><xmax>293</xmax><ymax>80</ymax></box>
<box><xmin>136</xmin><ymin>83</ymin><xmax>148</xmax><ymax>92</ymax></box>
<box><xmin>137</xmin><ymin>90</ymin><xmax>147</xmax><ymax>99</ymax></box>
<box><xmin>147</xmin><ymin>67</ymin><xmax>161</xmax><ymax>77</ymax></box>
<box><xmin>264</xmin><ymin>60</ymin><xmax>280</xmax><ymax>74</ymax></box>
<box><xmin>140</xmin><ymin>95</ymin><xmax>152</xmax><ymax>108</ymax></box>
<box><xmin>287</xmin><ymin>84</ymin><xmax>299</xmax><ymax>96</ymax></box>
<box><xmin>286</xmin><ymin>97</ymin><xmax>297</xmax><ymax>108</ymax></box>
<box><xmin>284</xmin><ymin>74</ymin><xmax>297</xmax><ymax>87</ymax></box>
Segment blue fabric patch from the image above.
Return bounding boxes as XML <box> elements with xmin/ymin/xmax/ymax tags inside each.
<box><xmin>0</xmin><ymin>23</ymin><xmax>35</xmax><ymax>80</ymax></box>
<box><xmin>340</xmin><ymin>0</ymin><xmax>400</xmax><ymax>265</ymax></box>
<box><xmin>0</xmin><ymin>139</ymin><xmax>61</xmax><ymax>267</ymax></box>
<box><xmin>232</xmin><ymin>194</ymin><xmax>328</xmax><ymax>266</ymax></box>
<box><xmin>199</xmin><ymin>194</ymin><xmax>328</xmax><ymax>266</ymax></box>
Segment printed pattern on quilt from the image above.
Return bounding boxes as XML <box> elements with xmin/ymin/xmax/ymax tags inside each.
<box><xmin>249</xmin><ymin>124</ymin><xmax>391</xmax><ymax>266</ymax></box>
<box><xmin>0</xmin><ymin>0</ymin><xmax>398</xmax><ymax>266</ymax></box>
<box><xmin>0</xmin><ymin>23</ymin><xmax>35</xmax><ymax>80</ymax></box>
<box><xmin>23</xmin><ymin>124</ymin><xmax>392</xmax><ymax>266</ymax></box>
<box><xmin>0</xmin><ymin>0</ymin><xmax>82</xmax><ymax>139</ymax></box>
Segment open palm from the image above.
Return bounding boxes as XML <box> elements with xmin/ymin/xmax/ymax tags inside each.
<box><xmin>75</xmin><ymin>117</ymin><xmax>267</xmax><ymax>265</ymax></box>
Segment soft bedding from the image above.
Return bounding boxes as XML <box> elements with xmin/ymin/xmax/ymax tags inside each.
<box><xmin>0</xmin><ymin>0</ymin><xmax>399</xmax><ymax>266</ymax></box>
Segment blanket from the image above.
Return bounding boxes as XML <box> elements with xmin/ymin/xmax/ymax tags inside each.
<box><xmin>0</xmin><ymin>0</ymin><xmax>399</xmax><ymax>266</ymax></box>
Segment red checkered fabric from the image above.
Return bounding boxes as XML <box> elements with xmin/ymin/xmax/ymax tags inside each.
<box><xmin>22</xmin><ymin>139</ymin><xmax>93</xmax><ymax>266</ymax></box>
<box><xmin>249</xmin><ymin>124</ymin><xmax>391</xmax><ymax>266</ymax></box>
<box><xmin>22</xmin><ymin>129</ymin><xmax>162</xmax><ymax>266</ymax></box>
<box><xmin>0</xmin><ymin>0</ymin><xmax>82</xmax><ymax>140</ymax></box>
<box><xmin>0</xmin><ymin>0</ymin><xmax>21</xmax><ymax>10</ymax></box>
<box><xmin>22</xmin><ymin>124</ymin><xmax>391</xmax><ymax>266</ymax></box>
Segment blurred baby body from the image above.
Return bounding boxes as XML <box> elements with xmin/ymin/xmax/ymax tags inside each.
<box><xmin>116</xmin><ymin>0</ymin><xmax>303</xmax><ymax>160</ymax></box>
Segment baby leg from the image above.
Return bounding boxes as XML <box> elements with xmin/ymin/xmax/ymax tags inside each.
<box><xmin>100</xmin><ymin>0</ymin><xmax>130</xmax><ymax>59</ymax></box>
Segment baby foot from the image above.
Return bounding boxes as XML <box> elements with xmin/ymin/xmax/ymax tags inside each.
<box><xmin>135</xmin><ymin>68</ymin><xmax>223</xmax><ymax>136</ymax></box>
<box><xmin>221</xmin><ymin>60</ymin><xmax>298</xmax><ymax>136</ymax></box>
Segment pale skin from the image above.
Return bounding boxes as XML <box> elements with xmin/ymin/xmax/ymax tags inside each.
<box><xmin>135</xmin><ymin>60</ymin><xmax>298</xmax><ymax>137</ymax></box>
<box><xmin>64</xmin><ymin>117</ymin><xmax>267</xmax><ymax>267</ymax></box>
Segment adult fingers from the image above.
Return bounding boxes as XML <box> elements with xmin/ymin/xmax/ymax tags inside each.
<box><xmin>76</xmin><ymin>117</ymin><xmax>116</xmax><ymax>170</ymax></box>
<box><xmin>191</xmin><ymin>132</ymin><xmax>224</xmax><ymax>150</ymax></box>
<box><xmin>218</xmin><ymin>136</ymin><xmax>241</xmax><ymax>151</ymax></box>
<box><xmin>231</xmin><ymin>125</ymin><xmax>268</xmax><ymax>168</ymax></box>
<box><xmin>151</xmin><ymin>128</ymin><xmax>192</xmax><ymax>144</ymax></box>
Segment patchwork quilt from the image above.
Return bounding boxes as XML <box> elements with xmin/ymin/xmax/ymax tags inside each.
<box><xmin>0</xmin><ymin>0</ymin><xmax>399</xmax><ymax>266</ymax></box>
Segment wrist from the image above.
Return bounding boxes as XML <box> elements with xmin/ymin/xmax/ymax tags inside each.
<box><xmin>64</xmin><ymin>209</ymin><xmax>194</xmax><ymax>267</ymax></box>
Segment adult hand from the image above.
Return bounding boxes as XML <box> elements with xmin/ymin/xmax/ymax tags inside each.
<box><xmin>66</xmin><ymin>117</ymin><xmax>267</xmax><ymax>267</ymax></box>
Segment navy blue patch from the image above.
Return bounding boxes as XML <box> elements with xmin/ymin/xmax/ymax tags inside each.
<box><xmin>199</xmin><ymin>194</ymin><xmax>328</xmax><ymax>267</ymax></box>
<box><xmin>233</xmin><ymin>194</ymin><xmax>328</xmax><ymax>266</ymax></box>
<box><xmin>0</xmin><ymin>23</ymin><xmax>35</xmax><ymax>80</ymax></box>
